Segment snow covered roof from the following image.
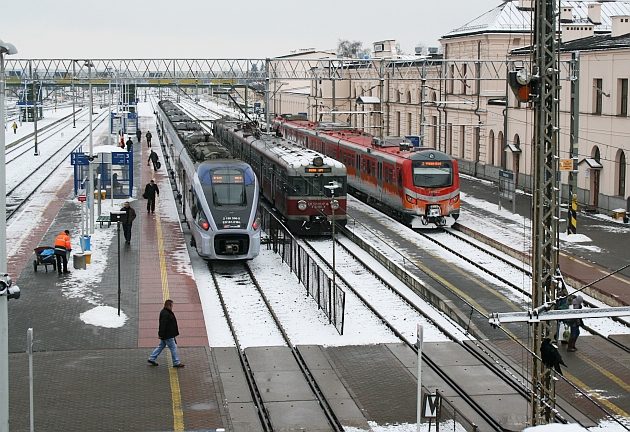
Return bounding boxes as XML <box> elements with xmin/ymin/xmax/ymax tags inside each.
<box><xmin>579</xmin><ymin>157</ymin><xmax>603</xmax><ymax>169</ymax></box>
<box><xmin>443</xmin><ymin>0</ymin><xmax>630</xmax><ymax>38</ymax></box>
<box><xmin>356</xmin><ymin>96</ymin><xmax>380</xmax><ymax>104</ymax></box>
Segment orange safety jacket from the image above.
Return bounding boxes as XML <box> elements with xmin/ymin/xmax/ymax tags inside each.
<box><xmin>54</xmin><ymin>232</ymin><xmax>71</xmax><ymax>251</ymax></box>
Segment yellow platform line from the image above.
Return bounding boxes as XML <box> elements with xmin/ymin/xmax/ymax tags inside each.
<box><xmin>156</xmin><ymin>215</ymin><xmax>185</xmax><ymax>431</ymax></box>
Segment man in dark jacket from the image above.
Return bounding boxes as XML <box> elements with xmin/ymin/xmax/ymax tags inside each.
<box><xmin>146</xmin><ymin>130</ymin><xmax>153</xmax><ymax>148</ymax></box>
<box><xmin>148</xmin><ymin>149</ymin><xmax>159</xmax><ymax>171</ymax></box>
<box><xmin>147</xmin><ymin>299</ymin><xmax>184</xmax><ymax>368</ymax></box>
<box><xmin>144</xmin><ymin>179</ymin><xmax>160</xmax><ymax>214</ymax></box>
<box><xmin>119</xmin><ymin>201</ymin><xmax>137</xmax><ymax>244</ymax></box>
<box><xmin>125</xmin><ymin>137</ymin><xmax>133</xmax><ymax>152</ymax></box>
<box><xmin>136</xmin><ymin>128</ymin><xmax>142</xmax><ymax>143</ymax></box>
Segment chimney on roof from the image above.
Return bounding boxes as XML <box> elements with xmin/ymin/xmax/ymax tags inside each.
<box><xmin>560</xmin><ymin>6</ymin><xmax>573</xmax><ymax>23</ymax></box>
<box><xmin>561</xmin><ymin>23</ymin><xmax>595</xmax><ymax>42</ymax></box>
<box><xmin>518</xmin><ymin>0</ymin><xmax>534</xmax><ymax>10</ymax></box>
<box><xmin>588</xmin><ymin>3</ymin><xmax>602</xmax><ymax>24</ymax></box>
<box><xmin>611</xmin><ymin>15</ymin><xmax>630</xmax><ymax>37</ymax></box>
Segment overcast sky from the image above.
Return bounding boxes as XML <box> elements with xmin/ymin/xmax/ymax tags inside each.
<box><xmin>4</xmin><ymin>0</ymin><xmax>499</xmax><ymax>59</ymax></box>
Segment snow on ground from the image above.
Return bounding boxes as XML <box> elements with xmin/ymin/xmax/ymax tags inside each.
<box><xmin>345</xmin><ymin>420</ymin><xmax>466</xmax><ymax>432</ymax></box>
<box><xmin>250</xmin><ymin>248</ymin><xmax>399</xmax><ymax>346</ymax></box>
<box><xmin>80</xmin><ymin>305</ymin><xmax>127</xmax><ymax>328</ymax></box>
<box><xmin>4</xmin><ymin>105</ymin><xmax>80</xmax><ymax>145</ymax></box>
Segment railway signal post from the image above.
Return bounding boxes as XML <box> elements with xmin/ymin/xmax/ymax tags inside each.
<box><xmin>325</xmin><ymin>181</ymin><xmax>341</xmax><ymax>325</ymax></box>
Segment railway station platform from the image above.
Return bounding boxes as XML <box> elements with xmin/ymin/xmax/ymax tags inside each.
<box><xmin>3</xmin><ymin>108</ymin><xmax>623</xmax><ymax>431</ymax></box>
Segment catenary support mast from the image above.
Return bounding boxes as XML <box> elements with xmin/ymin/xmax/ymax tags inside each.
<box><xmin>531</xmin><ymin>0</ymin><xmax>560</xmax><ymax>424</ymax></box>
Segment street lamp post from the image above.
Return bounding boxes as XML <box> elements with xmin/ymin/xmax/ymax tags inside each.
<box><xmin>324</xmin><ymin>181</ymin><xmax>341</xmax><ymax>324</ymax></box>
<box><xmin>85</xmin><ymin>60</ymin><xmax>95</xmax><ymax>235</ymax></box>
<box><xmin>72</xmin><ymin>60</ymin><xmax>76</xmax><ymax>128</ymax></box>
<box><xmin>0</xmin><ymin>38</ymin><xmax>18</xmax><ymax>432</ymax></box>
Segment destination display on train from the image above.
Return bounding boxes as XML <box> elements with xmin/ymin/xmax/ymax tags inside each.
<box><xmin>305</xmin><ymin>167</ymin><xmax>332</xmax><ymax>173</ymax></box>
<box><xmin>418</xmin><ymin>161</ymin><xmax>447</xmax><ymax>167</ymax></box>
<box><xmin>212</xmin><ymin>174</ymin><xmax>244</xmax><ymax>183</ymax></box>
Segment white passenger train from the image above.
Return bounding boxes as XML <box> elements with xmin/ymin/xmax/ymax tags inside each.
<box><xmin>156</xmin><ymin>100</ymin><xmax>260</xmax><ymax>260</ymax></box>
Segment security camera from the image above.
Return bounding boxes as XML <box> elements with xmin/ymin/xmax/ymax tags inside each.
<box><xmin>0</xmin><ymin>273</ymin><xmax>20</xmax><ymax>300</ymax></box>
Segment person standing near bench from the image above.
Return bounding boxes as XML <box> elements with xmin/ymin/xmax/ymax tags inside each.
<box><xmin>119</xmin><ymin>202</ymin><xmax>137</xmax><ymax>245</ymax></box>
<box><xmin>144</xmin><ymin>179</ymin><xmax>160</xmax><ymax>214</ymax></box>
<box><xmin>53</xmin><ymin>230</ymin><xmax>72</xmax><ymax>274</ymax></box>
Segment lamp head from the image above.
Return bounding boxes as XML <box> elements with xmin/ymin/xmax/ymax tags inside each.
<box><xmin>0</xmin><ymin>39</ymin><xmax>17</xmax><ymax>55</ymax></box>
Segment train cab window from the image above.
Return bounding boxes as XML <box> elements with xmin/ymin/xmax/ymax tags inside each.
<box><xmin>291</xmin><ymin>177</ymin><xmax>308</xmax><ymax>196</ymax></box>
<box><xmin>412</xmin><ymin>160</ymin><xmax>453</xmax><ymax>187</ymax></box>
<box><xmin>206</xmin><ymin>168</ymin><xmax>247</xmax><ymax>207</ymax></box>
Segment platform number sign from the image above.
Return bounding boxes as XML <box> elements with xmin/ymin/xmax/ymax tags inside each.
<box><xmin>422</xmin><ymin>394</ymin><xmax>441</xmax><ymax>418</ymax></box>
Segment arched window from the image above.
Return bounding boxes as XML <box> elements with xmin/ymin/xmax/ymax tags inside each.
<box><xmin>593</xmin><ymin>146</ymin><xmax>601</xmax><ymax>162</ymax></box>
<box><xmin>488</xmin><ymin>130</ymin><xmax>495</xmax><ymax>165</ymax></box>
<box><xmin>396</xmin><ymin>90</ymin><xmax>401</xmax><ymax>103</ymax></box>
<box><xmin>407</xmin><ymin>91</ymin><xmax>412</xmax><ymax>104</ymax></box>
<box><xmin>498</xmin><ymin>131</ymin><xmax>506</xmax><ymax>169</ymax></box>
<box><xmin>513</xmin><ymin>134</ymin><xmax>521</xmax><ymax>178</ymax></box>
<box><xmin>431</xmin><ymin>91</ymin><xmax>437</xmax><ymax>103</ymax></box>
<box><xmin>617</xmin><ymin>150</ymin><xmax>627</xmax><ymax>196</ymax></box>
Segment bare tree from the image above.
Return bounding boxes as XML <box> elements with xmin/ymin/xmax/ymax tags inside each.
<box><xmin>337</xmin><ymin>39</ymin><xmax>370</xmax><ymax>58</ymax></box>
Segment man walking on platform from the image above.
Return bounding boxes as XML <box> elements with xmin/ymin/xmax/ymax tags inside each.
<box><xmin>126</xmin><ymin>136</ymin><xmax>133</xmax><ymax>152</ymax></box>
<box><xmin>147</xmin><ymin>299</ymin><xmax>185</xmax><ymax>368</ymax></box>
<box><xmin>11</xmin><ymin>121</ymin><xmax>17</xmax><ymax>134</ymax></box>
<box><xmin>119</xmin><ymin>201</ymin><xmax>137</xmax><ymax>245</ymax></box>
<box><xmin>53</xmin><ymin>230</ymin><xmax>72</xmax><ymax>274</ymax></box>
<box><xmin>148</xmin><ymin>149</ymin><xmax>160</xmax><ymax>171</ymax></box>
<box><xmin>146</xmin><ymin>130</ymin><xmax>152</xmax><ymax>148</ymax></box>
<box><xmin>144</xmin><ymin>179</ymin><xmax>160</xmax><ymax>214</ymax></box>
<box><xmin>136</xmin><ymin>128</ymin><xmax>142</xmax><ymax>144</ymax></box>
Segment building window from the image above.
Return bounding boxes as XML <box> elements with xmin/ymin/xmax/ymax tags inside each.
<box><xmin>431</xmin><ymin>116</ymin><xmax>438</xmax><ymax>148</ymax></box>
<box><xmin>593</xmin><ymin>78</ymin><xmax>603</xmax><ymax>115</ymax></box>
<box><xmin>407</xmin><ymin>112</ymin><xmax>412</xmax><ymax>135</ymax></box>
<box><xmin>449</xmin><ymin>64</ymin><xmax>455</xmax><ymax>94</ymax></box>
<box><xmin>447</xmin><ymin>123</ymin><xmax>453</xmax><ymax>155</ymax></box>
<box><xmin>407</xmin><ymin>91</ymin><xmax>412</xmax><ymax>104</ymax></box>
<box><xmin>460</xmin><ymin>125</ymin><xmax>466</xmax><ymax>158</ymax></box>
<box><xmin>396</xmin><ymin>111</ymin><xmax>401</xmax><ymax>136</ymax></box>
<box><xmin>488</xmin><ymin>130</ymin><xmax>495</xmax><ymax>165</ymax></box>
<box><xmin>462</xmin><ymin>64</ymin><xmax>467</xmax><ymax>95</ymax></box>
<box><xmin>619</xmin><ymin>151</ymin><xmax>627</xmax><ymax>196</ymax></box>
<box><xmin>619</xmin><ymin>78</ymin><xmax>628</xmax><ymax>116</ymax></box>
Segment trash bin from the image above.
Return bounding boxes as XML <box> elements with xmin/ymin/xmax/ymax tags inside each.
<box><xmin>73</xmin><ymin>253</ymin><xmax>86</xmax><ymax>270</ymax></box>
<box><xmin>84</xmin><ymin>251</ymin><xmax>92</xmax><ymax>265</ymax></box>
<box><xmin>80</xmin><ymin>235</ymin><xmax>91</xmax><ymax>251</ymax></box>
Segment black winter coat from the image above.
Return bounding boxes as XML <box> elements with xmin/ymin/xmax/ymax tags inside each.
<box><xmin>158</xmin><ymin>308</ymin><xmax>179</xmax><ymax>340</ymax></box>
<box><xmin>144</xmin><ymin>183</ymin><xmax>160</xmax><ymax>199</ymax></box>
<box><xmin>119</xmin><ymin>206</ymin><xmax>136</xmax><ymax>225</ymax></box>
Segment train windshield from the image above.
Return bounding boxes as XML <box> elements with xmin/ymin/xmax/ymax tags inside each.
<box><xmin>290</xmin><ymin>176</ymin><xmax>346</xmax><ymax>196</ymax></box>
<box><xmin>412</xmin><ymin>161</ymin><xmax>452</xmax><ymax>188</ymax></box>
<box><xmin>207</xmin><ymin>168</ymin><xmax>247</xmax><ymax>207</ymax></box>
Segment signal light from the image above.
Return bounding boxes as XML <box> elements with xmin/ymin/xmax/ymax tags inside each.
<box><xmin>508</xmin><ymin>69</ymin><xmax>537</xmax><ymax>103</ymax></box>
<box><xmin>201</xmin><ymin>220</ymin><xmax>210</xmax><ymax>231</ymax></box>
<box><xmin>252</xmin><ymin>218</ymin><xmax>261</xmax><ymax>230</ymax></box>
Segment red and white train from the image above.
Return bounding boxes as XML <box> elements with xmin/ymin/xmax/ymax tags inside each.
<box><xmin>213</xmin><ymin>118</ymin><xmax>347</xmax><ymax>235</ymax></box>
<box><xmin>275</xmin><ymin>115</ymin><xmax>460</xmax><ymax>226</ymax></box>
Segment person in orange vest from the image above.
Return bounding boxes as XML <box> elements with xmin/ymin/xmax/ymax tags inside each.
<box><xmin>53</xmin><ymin>230</ymin><xmax>72</xmax><ymax>274</ymax></box>
<box><xmin>11</xmin><ymin>121</ymin><xmax>18</xmax><ymax>134</ymax></box>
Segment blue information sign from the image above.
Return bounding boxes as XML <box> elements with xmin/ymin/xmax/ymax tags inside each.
<box><xmin>71</xmin><ymin>153</ymin><xmax>90</xmax><ymax>166</ymax></box>
<box><xmin>111</xmin><ymin>152</ymin><xmax>130</xmax><ymax>165</ymax></box>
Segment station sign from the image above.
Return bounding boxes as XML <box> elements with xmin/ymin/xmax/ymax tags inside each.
<box><xmin>77</xmin><ymin>195</ymin><xmax>87</xmax><ymax>202</ymax></box>
<box><xmin>111</xmin><ymin>152</ymin><xmax>130</xmax><ymax>165</ymax></box>
<box><xmin>71</xmin><ymin>153</ymin><xmax>90</xmax><ymax>166</ymax></box>
<box><xmin>124</xmin><ymin>112</ymin><xmax>138</xmax><ymax>134</ymax></box>
<box><xmin>422</xmin><ymin>393</ymin><xmax>441</xmax><ymax>418</ymax></box>
<box><xmin>559</xmin><ymin>158</ymin><xmax>577</xmax><ymax>171</ymax></box>
<box><xmin>499</xmin><ymin>169</ymin><xmax>515</xmax><ymax>201</ymax></box>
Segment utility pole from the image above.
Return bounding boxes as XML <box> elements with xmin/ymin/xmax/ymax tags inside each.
<box><xmin>568</xmin><ymin>52</ymin><xmax>580</xmax><ymax>234</ymax></box>
<box><xmin>531</xmin><ymin>0</ymin><xmax>560</xmax><ymax>424</ymax></box>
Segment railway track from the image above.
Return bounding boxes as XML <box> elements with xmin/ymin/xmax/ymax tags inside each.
<box><xmin>6</xmin><ymin>110</ymin><xmax>109</xmax><ymax>222</ymax></box>
<box><xmin>341</xmin><ymin>199</ymin><xmax>629</xmax><ymax>427</ymax></box>
<box><xmin>416</xmin><ymin>226</ymin><xmax>630</xmax><ymax>353</ymax></box>
<box><xmin>209</xmin><ymin>261</ymin><xmax>344</xmax><ymax>432</ymax></box>
<box><xmin>301</xmin><ymin>235</ymin><xmax>541</xmax><ymax>430</ymax></box>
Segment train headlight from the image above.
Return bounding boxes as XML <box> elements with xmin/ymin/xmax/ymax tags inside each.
<box><xmin>406</xmin><ymin>194</ymin><xmax>417</xmax><ymax>204</ymax></box>
<box><xmin>330</xmin><ymin>199</ymin><xmax>340</xmax><ymax>211</ymax></box>
<box><xmin>297</xmin><ymin>200</ymin><xmax>307</xmax><ymax>211</ymax></box>
<box><xmin>449</xmin><ymin>194</ymin><xmax>460</xmax><ymax>204</ymax></box>
<box><xmin>200</xmin><ymin>220</ymin><xmax>210</xmax><ymax>231</ymax></box>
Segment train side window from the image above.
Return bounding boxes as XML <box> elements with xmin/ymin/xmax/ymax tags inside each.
<box><xmin>377</xmin><ymin>162</ymin><xmax>382</xmax><ymax>180</ymax></box>
<box><xmin>356</xmin><ymin>155</ymin><xmax>360</xmax><ymax>170</ymax></box>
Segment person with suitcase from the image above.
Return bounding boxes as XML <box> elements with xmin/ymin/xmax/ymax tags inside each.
<box><xmin>148</xmin><ymin>149</ymin><xmax>160</xmax><ymax>171</ymax></box>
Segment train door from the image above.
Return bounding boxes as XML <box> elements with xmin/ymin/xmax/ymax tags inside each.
<box><xmin>377</xmin><ymin>161</ymin><xmax>384</xmax><ymax>200</ymax></box>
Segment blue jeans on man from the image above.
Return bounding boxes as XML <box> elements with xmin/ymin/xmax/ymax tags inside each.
<box><xmin>148</xmin><ymin>338</ymin><xmax>181</xmax><ymax>366</ymax></box>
